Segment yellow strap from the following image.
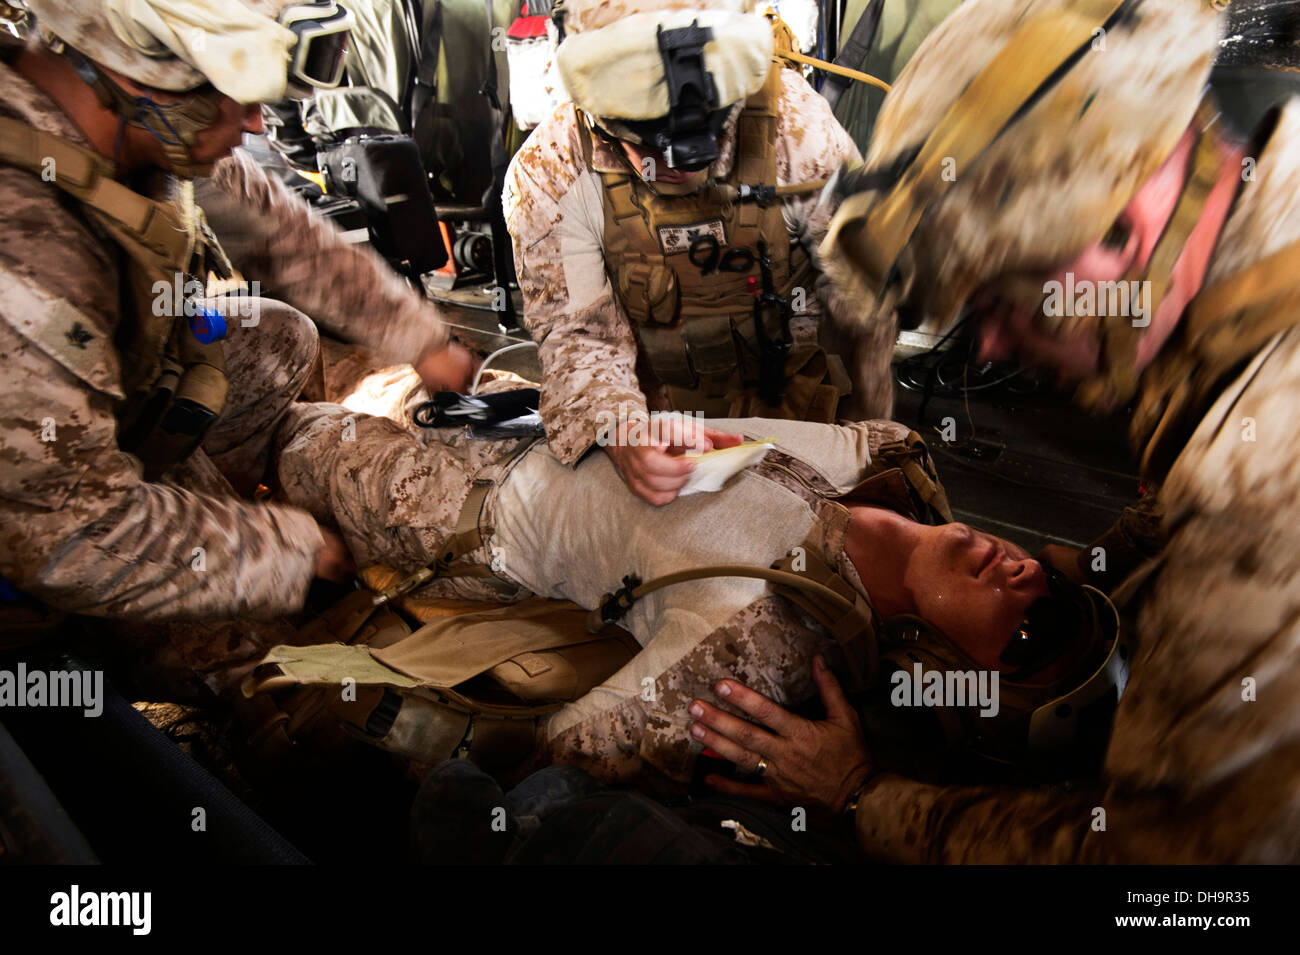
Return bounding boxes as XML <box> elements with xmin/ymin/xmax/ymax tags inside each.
<box><xmin>859</xmin><ymin>0</ymin><xmax>1127</xmax><ymax>288</ymax></box>
<box><xmin>1087</xmin><ymin>109</ymin><xmax>1225</xmax><ymax>406</ymax></box>
<box><xmin>1184</xmin><ymin>240</ymin><xmax>1300</xmax><ymax>336</ymax></box>
<box><xmin>779</xmin><ymin>50</ymin><xmax>890</xmax><ymax>93</ymax></box>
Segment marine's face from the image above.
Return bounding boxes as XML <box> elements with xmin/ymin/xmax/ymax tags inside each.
<box><xmin>902</xmin><ymin>522</ymin><xmax>1049</xmax><ymax>670</ymax></box>
<box><xmin>618</xmin><ymin>139</ymin><xmax>699</xmax><ymax>184</ymax></box>
<box><xmin>188</xmin><ymin>94</ymin><xmax>265</xmax><ymax>165</ymax></box>
<box><xmin>111</xmin><ymin>71</ymin><xmax>264</xmax><ymax>173</ymax></box>
<box><xmin>972</xmin><ymin>290</ymin><xmax>1102</xmax><ymax>387</ymax></box>
<box><xmin>973</xmin><ymin>127</ymin><xmax>1196</xmax><ymax>385</ymax></box>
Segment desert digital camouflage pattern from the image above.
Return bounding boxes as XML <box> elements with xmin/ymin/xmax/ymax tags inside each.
<box><xmin>503</xmin><ymin>65</ymin><xmax>891</xmax><ymax>467</ymax></box>
<box><xmin>25</xmin><ymin>0</ymin><xmax>300</xmax><ymax>101</ymax></box>
<box><xmin>560</xmin><ymin>0</ymin><xmax>757</xmax><ymax>35</ymax></box>
<box><xmin>822</xmin><ymin>0</ymin><xmax>1222</xmax><ymax>330</ymax></box>
<box><xmin>842</xmin><ymin>5</ymin><xmax>1300</xmax><ymax>862</ymax></box>
<box><xmin>273</xmin><ymin>397</ymin><xmax>914</xmax><ymax>782</ymax></box>
<box><xmin>0</xmin><ymin>45</ymin><xmax>451</xmax><ymax>692</ymax></box>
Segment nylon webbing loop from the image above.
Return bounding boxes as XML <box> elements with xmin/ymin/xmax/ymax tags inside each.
<box><xmin>1081</xmin><ymin>102</ymin><xmax>1226</xmax><ymax>410</ymax></box>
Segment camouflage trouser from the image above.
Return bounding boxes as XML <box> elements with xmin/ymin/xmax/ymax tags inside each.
<box><xmin>124</xmin><ymin>298</ymin><xmax>321</xmax><ymax>699</ymax></box>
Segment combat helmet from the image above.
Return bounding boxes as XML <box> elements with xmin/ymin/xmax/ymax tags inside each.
<box><xmin>552</xmin><ymin>0</ymin><xmax>775</xmax><ymax>170</ymax></box>
<box><xmin>873</xmin><ymin>570</ymin><xmax>1128</xmax><ymax>768</ymax></box>
<box><xmin>767</xmin><ymin>543</ymin><xmax>1129</xmax><ymax>767</ymax></box>
<box><xmin>24</xmin><ymin>0</ymin><xmax>354</xmax><ymax>176</ymax></box>
<box><xmin>823</xmin><ymin>0</ymin><xmax>1225</xmax><ymax>411</ymax></box>
<box><xmin>596</xmin><ymin>533</ymin><xmax>1128</xmax><ymax>767</ymax></box>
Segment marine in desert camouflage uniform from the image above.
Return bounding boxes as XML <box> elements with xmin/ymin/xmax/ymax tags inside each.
<box><xmin>689</xmin><ymin>0</ymin><xmax>1300</xmax><ymax>862</ymax></box>
<box><xmin>0</xmin><ymin>1</ymin><xmax>472</xmax><ymax>694</ymax></box>
<box><xmin>273</xmin><ymin>393</ymin><xmax>1010</xmax><ymax>784</ymax></box>
<box><xmin>503</xmin><ymin>0</ymin><xmax>893</xmax><ymax>505</ymax></box>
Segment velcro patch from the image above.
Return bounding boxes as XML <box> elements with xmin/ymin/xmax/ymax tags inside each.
<box><xmin>658</xmin><ymin>219</ymin><xmax>726</xmax><ymax>256</ymax></box>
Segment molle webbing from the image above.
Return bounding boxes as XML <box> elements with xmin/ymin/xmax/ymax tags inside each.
<box><xmin>591</xmin><ymin>63</ymin><xmax>825</xmax><ymax>408</ymax></box>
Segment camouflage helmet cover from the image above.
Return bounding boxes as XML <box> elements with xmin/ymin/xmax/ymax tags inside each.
<box><xmin>558</xmin><ymin>0</ymin><xmax>758</xmax><ymax>35</ymax></box>
<box><xmin>25</xmin><ymin>0</ymin><xmax>307</xmax><ymax>103</ymax></box>
<box><xmin>554</xmin><ymin>0</ymin><xmax>773</xmax><ymax>125</ymax></box>
<box><xmin>823</xmin><ymin>0</ymin><xmax>1224</xmax><ymax>330</ymax></box>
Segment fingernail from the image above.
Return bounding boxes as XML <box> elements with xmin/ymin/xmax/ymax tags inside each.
<box><xmin>814</xmin><ymin>654</ymin><xmax>825</xmax><ymax>671</ymax></box>
<box><xmin>690</xmin><ymin>723</ymin><xmax>705</xmax><ymax>739</ymax></box>
<box><xmin>690</xmin><ymin>702</ymin><xmax>703</xmax><ymax>718</ymax></box>
<box><xmin>717</xmin><ymin>682</ymin><xmax>732</xmax><ymax>697</ymax></box>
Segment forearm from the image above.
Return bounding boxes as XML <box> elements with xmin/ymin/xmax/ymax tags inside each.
<box><xmin>199</xmin><ymin>151</ymin><xmax>449</xmax><ymax>364</ymax></box>
<box><xmin>1082</xmin><ymin>487</ymin><xmax>1165</xmax><ymax>587</ymax></box>
<box><xmin>853</xmin><ymin>773</ymin><xmax>1108</xmax><ymax>863</ymax></box>
<box><xmin>534</xmin><ymin>333</ymin><xmax>649</xmax><ymax>465</ymax></box>
<box><xmin>816</xmin><ymin>270</ymin><xmax>897</xmax><ymax>419</ymax></box>
<box><xmin>520</xmin><ymin>275</ymin><xmax>648</xmax><ymax>466</ymax></box>
<box><xmin>4</xmin><ymin>484</ymin><xmax>321</xmax><ymax>622</ymax></box>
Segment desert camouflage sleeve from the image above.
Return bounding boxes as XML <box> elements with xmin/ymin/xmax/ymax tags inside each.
<box><xmin>0</xmin><ymin>168</ymin><xmax>323</xmax><ymax>621</ymax></box>
<box><xmin>503</xmin><ymin>105</ymin><xmax>650</xmax><ymax>466</ymax></box>
<box><xmin>0</xmin><ymin>321</ymin><xmax>323</xmax><ymax>621</ymax></box>
<box><xmin>1080</xmin><ymin>486</ymin><xmax>1165</xmax><ymax>588</ymax></box>
<box><xmin>197</xmin><ymin>150</ymin><xmax>449</xmax><ymax>365</ymax></box>
<box><xmin>774</xmin><ymin>71</ymin><xmax>896</xmax><ymax>420</ymax></box>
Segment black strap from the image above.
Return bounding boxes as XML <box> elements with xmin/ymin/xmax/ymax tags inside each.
<box><xmin>410</xmin><ymin>0</ymin><xmax>444</xmax><ymax>133</ymax></box>
<box><xmin>397</xmin><ymin>0</ymin><xmax>425</xmax><ymax>119</ymax></box>
<box><xmin>822</xmin><ymin>0</ymin><xmax>886</xmax><ymax>111</ymax></box>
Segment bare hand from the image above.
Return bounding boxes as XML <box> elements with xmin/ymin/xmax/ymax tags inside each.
<box><xmin>415</xmin><ymin>341</ymin><xmax>479</xmax><ymax>394</ymax></box>
<box><xmin>602</xmin><ymin>415</ymin><xmax>743</xmax><ymax>506</ymax></box>
<box><xmin>1038</xmin><ymin>543</ymin><xmax>1086</xmax><ymax>584</ymax></box>
<box><xmin>314</xmin><ymin>525</ymin><xmax>356</xmax><ymax>582</ymax></box>
<box><xmin>688</xmin><ymin>655</ymin><xmax>872</xmax><ymax>816</ymax></box>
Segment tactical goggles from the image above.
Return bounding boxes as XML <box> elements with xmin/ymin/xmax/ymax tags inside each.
<box><xmin>280</xmin><ymin>1</ymin><xmax>355</xmax><ymax>93</ymax></box>
<box><xmin>620</xmin><ymin>107</ymin><xmax>731</xmax><ymax>172</ymax></box>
